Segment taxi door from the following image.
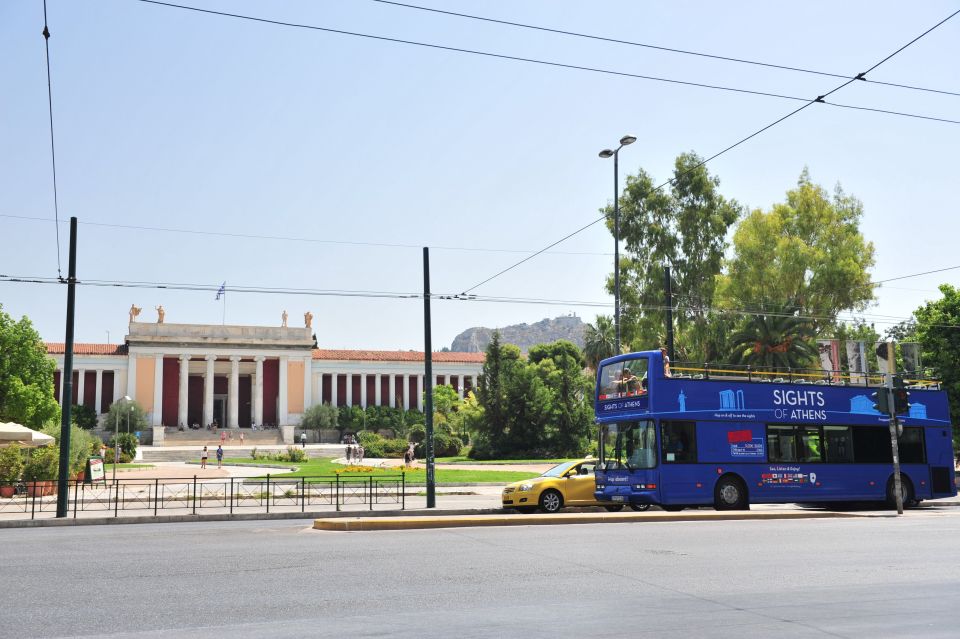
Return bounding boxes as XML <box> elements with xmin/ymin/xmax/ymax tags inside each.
<box><xmin>564</xmin><ymin>462</ymin><xmax>599</xmax><ymax>505</ymax></box>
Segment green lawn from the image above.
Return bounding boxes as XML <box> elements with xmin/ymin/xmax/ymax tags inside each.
<box><xmin>216</xmin><ymin>457</ymin><xmax>539</xmax><ymax>484</ymax></box>
<box><xmin>434</xmin><ymin>457</ymin><xmax>574</xmax><ymax>465</ymax></box>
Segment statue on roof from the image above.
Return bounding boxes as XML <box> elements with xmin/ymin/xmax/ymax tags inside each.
<box><xmin>129</xmin><ymin>304</ymin><xmax>142</xmax><ymax>323</ymax></box>
<box><xmin>281</xmin><ymin>310</ymin><xmax>288</xmax><ymax>328</ymax></box>
<box><xmin>304</xmin><ymin>311</ymin><xmax>313</xmax><ymax>329</ymax></box>
<box><xmin>155</xmin><ymin>305</ymin><xmax>165</xmax><ymax>324</ymax></box>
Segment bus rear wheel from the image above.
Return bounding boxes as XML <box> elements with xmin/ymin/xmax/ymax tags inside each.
<box><xmin>603</xmin><ymin>505</ymin><xmax>625</xmax><ymax>512</ymax></box>
<box><xmin>886</xmin><ymin>476</ymin><xmax>915</xmax><ymax>509</ymax></box>
<box><xmin>714</xmin><ymin>475</ymin><xmax>748</xmax><ymax>511</ymax></box>
<box><xmin>630</xmin><ymin>504</ymin><xmax>651</xmax><ymax>512</ymax></box>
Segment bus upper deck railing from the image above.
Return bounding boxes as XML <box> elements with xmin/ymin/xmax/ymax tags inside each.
<box><xmin>670</xmin><ymin>362</ymin><xmax>940</xmax><ymax>390</ymax></box>
<box><xmin>0</xmin><ymin>474</ymin><xmax>407</xmax><ymax>521</ymax></box>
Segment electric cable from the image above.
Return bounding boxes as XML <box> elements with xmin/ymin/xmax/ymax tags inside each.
<box><xmin>41</xmin><ymin>0</ymin><xmax>62</xmax><ymax>279</ymax></box>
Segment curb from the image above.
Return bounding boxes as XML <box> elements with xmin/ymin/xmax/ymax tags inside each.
<box><xmin>313</xmin><ymin>510</ymin><xmax>865</xmax><ymax>531</ymax></box>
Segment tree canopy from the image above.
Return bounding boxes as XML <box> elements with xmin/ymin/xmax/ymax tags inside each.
<box><xmin>912</xmin><ymin>284</ymin><xmax>960</xmax><ymax>439</ymax></box>
<box><xmin>0</xmin><ymin>305</ymin><xmax>59</xmax><ymax>428</ymax></box>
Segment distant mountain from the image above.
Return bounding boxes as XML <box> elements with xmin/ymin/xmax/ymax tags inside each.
<box><xmin>450</xmin><ymin>315</ymin><xmax>586</xmax><ymax>353</ymax></box>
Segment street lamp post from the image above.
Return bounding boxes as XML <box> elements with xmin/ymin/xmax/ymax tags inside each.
<box><xmin>599</xmin><ymin>135</ymin><xmax>637</xmax><ymax>355</ymax></box>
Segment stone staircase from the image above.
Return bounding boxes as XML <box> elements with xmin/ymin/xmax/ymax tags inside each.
<box><xmin>159</xmin><ymin>430</ymin><xmax>284</xmax><ymax>447</ymax></box>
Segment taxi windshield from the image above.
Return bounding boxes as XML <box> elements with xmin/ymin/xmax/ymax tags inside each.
<box><xmin>541</xmin><ymin>462</ymin><xmax>577</xmax><ymax>478</ymax></box>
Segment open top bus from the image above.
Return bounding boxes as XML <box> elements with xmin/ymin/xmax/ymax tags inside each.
<box><xmin>594</xmin><ymin>350</ymin><xmax>957</xmax><ymax>510</ymax></box>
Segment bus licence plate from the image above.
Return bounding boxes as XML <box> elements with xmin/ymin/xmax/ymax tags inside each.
<box><xmin>611</xmin><ymin>496</ymin><xmax>625</xmax><ymax>502</ymax></box>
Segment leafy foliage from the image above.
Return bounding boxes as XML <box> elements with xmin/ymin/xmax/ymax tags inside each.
<box><xmin>71</xmin><ymin>404</ymin><xmax>98</xmax><ymax>430</ymax></box>
<box><xmin>23</xmin><ymin>445</ymin><xmax>59</xmax><ymax>482</ymax></box>
<box><xmin>719</xmin><ymin>170</ymin><xmax>875</xmax><ymax>330</ymax></box>
<box><xmin>300</xmin><ymin>403</ymin><xmax>339</xmax><ymax>430</ymax></box>
<box><xmin>109</xmin><ymin>432</ymin><xmax>139</xmax><ymax>458</ymax></box>
<box><xmin>727</xmin><ymin>304</ymin><xmax>819</xmax><ymax>370</ymax></box>
<box><xmin>0</xmin><ymin>443</ymin><xmax>25</xmax><ymax>482</ymax></box>
<box><xmin>913</xmin><ymin>284</ymin><xmax>960</xmax><ymax>446</ymax></box>
<box><xmin>583</xmin><ymin>315</ymin><xmax>617</xmax><ymax>369</ymax></box>
<box><xmin>0</xmin><ymin>305</ymin><xmax>60</xmax><ymax>428</ymax></box>
<box><xmin>103</xmin><ymin>399</ymin><xmax>149</xmax><ymax>434</ymax></box>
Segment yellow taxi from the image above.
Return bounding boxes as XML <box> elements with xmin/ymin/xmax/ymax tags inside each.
<box><xmin>502</xmin><ymin>459</ymin><xmax>630</xmax><ymax>513</ymax></box>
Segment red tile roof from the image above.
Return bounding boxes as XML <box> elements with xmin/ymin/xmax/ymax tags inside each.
<box><xmin>313</xmin><ymin>349</ymin><xmax>485</xmax><ymax>363</ymax></box>
<box><xmin>45</xmin><ymin>343</ymin><xmax>128</xmax><ymax>355</ymax></box>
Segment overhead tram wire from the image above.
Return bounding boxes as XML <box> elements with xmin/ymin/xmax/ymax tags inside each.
<box><xmin>133</xmin><ymin>1</ymin><xmax>960</xmax><ymax>126</ymax></box>
<box><xmin>4</xmin><ymin>273</ymin><xmax>959</xmax><ymax>329</ymax></box>
<box><xmin>0</xmin><ymin>214</ymin><xmax>612</xmax><ymax>257</ymax></box>
<box><xmin>458</xmin><ymin>8</ymin><xmax>960</xmax><ymax>296</ymax></box>
<box><xmin>41</xmin><ymin>0</ymin><xmax>62</xmax><ymax>279</ymax></box>
<box><xmin>370</xmin><ymin>0</ymin><xmax>960</xmax><ymax>99</ymax></box>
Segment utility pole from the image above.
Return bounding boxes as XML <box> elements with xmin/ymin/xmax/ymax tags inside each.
<box><xmin>56</xmin><ymin>217</ymin><xmax>77</xmax><ymax>517</ymax></box>
<box><xmin>886</xmin><ymin>340</ymin><xmax>904</xmax><ymax>515</ymax></box>
<box><xmin>664</xmin><ymin>265</ymin><xmax>675</xmax><ymax>362</ymax></box>
<box><xmin>423</xmin><ymin>247</ymin><xmax>435</xmax><ymax>508</ymax></box>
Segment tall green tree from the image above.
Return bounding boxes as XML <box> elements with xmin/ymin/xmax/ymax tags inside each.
<box><xmin>0</xmin><ymin>305</ymin><xmax>59</xmax><ymax>428</ymax></box>
<box><xmin>583</xmin><ymin>316</ymin><xmax>617</xmax><ymax>369</ymax></box>
<box><xmin>727</xmin><ymin>303</ymin><xmax>819</xmax><ymax>371</ymax></box>
<box><xmin>607</xmin><ymin>152</ymin><xmax>742</xmax><ymax>361</ymax></box>
<box><xmin>913</xmin><ymin>284</ymin><xmax>960</xmax><ymax>444</ymax></box>
<box><xmin>719</xmin><ymin>170</ymin><xmax>875</xmax><ymax>329</ymax></box>
<box><xmin>473</xmin><ymin>332</ymin><xmax>521</xmax><ymax>456</ymax></box>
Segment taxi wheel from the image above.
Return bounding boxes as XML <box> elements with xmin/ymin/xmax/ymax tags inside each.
<box><xmin>630</xmin><ymin>504</ymin><xmax>651</xmax><ymax>512</ymax></box>
<box><xmin>539</xmin><ymin>489</ymin><xmax>563</xmax><ymax>513</ymax></box>
<box><xmin>603</xmin><ymin>505</ymin><xmax>624</xmax><ymax>512</ymax></box>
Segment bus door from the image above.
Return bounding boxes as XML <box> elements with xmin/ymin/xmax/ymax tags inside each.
<box><xmin>659</xmin><ymin>420</ymin><xmax>702</xmax><ymax>504</ymax></box>
<box><xmin>600</xmin><ymin>420</ymin><xmax>659</xmax><ymax>503</ymax></box>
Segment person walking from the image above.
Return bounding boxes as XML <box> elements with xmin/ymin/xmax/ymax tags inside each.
<box><xmin>300</xmin><ymin>432</ymin><xmax>307</xmax><ymax>449</ymax></box>
<box><xmin>220</xmin><ymin>430</ymin><xmax>226</xmax><ymax>445</ymax></box>
<box><xmin>216</xmin><ymin>445</ymin><xmax>224</xmax><ymax>469</ymax></box>
<box><xmin>200</xmin><ymin>446</ymin><xmax>209</xmax><ymax>469</ymax></box>
<box><xmin>239</xmin><ymin>431</ymin><xmax>244</xmax><ymax>447</ymax></box>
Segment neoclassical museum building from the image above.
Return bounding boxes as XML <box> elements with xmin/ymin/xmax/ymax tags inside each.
<box><xmin>46</xmin><ymin>315</ymin><xmax>484</xmax><ymax>444</ymax></box>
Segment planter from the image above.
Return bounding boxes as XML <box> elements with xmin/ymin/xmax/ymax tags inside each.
<box><xmin>27</xmin><ymin>481</ymin><xmax>57</xmax><ymax>497</ymax></box>
<box><xmin>0</xmin><ymin>485</ymin><xmax>15</xmax><ymax>498</ymax></box>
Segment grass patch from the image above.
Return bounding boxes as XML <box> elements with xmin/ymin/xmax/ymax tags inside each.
<box><xmin>216</xmin><ymin>457</ymin><xmax>538</xmax><ymax>484</ymax></box>
<box><xmin>434</xmin><ymin>457</ymin><xmax>574</xmax><ymax>465</ymax></box>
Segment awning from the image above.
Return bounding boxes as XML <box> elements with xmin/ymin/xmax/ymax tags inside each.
<box><xmin>0</xmin><ymin>422</ymin><xmax>56</xmax><ymax>448</ymax></box>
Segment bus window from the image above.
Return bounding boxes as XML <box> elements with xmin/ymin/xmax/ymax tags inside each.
<box><xmin>767</xmin><ymin>425</ymin><xmax>798</xmax><ymax>462</ymax></box>
<box><xmin>824</xmin><ymin>426</ymin><xmax>853</xmax><ymax>463</ymax></box>
<box><xmin>852</xmin><ymin>426</ymin><xmax>892</xmax><ymax>463</ymax></box>
<box><xmin>799</xmin><ymin>426</ymin><xmax>822</xmax><ymax>462</ymax></box>
<box><xmin>661</xmin><ymin>420</ymin><xmax>697</xmax><ymax>463</ymax></box>
<box><xmin>601</xmin><ymin>421</ymin><xmax>656</xmax><ymax>470</ymax></box>
<box><xmin>899</xmin><ymin>427</ymin><xmax>926</xmax><ymax>464</ymax></box>
<box><xmin>598</xmin><ymin>357</ymin><xmax>649</xmax><ymax>399</ymax></box>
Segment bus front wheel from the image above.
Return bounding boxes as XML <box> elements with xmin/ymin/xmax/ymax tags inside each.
<box><xmin>630</xmin><ymin>504</ymin><xmax>651</xmax><ymax>512</ymax></box>
<box><xmin>714</xmin><ymin>475</ymin><xmax>749</xmax><ymax>511</ymax></box>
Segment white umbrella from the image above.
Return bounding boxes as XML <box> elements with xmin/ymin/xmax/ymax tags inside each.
<box><xmin>0</xmin><ymin>422</ymin><xmax>56</xmax><ymax>448</ymax></box>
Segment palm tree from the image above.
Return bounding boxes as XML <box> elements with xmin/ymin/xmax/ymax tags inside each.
<box><xmin>584</xmin><ymin>315</ymin><xmax>618</xmax><ymax>369</ymax></box>
<box><xmin>727</xmin><ymin>304</ymin><xmax>819</xmax><ymax>371</ymax></box>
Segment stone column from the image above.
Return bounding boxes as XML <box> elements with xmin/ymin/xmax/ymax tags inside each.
<box><xmin>204</xmin><ymin>355</ymin><xmax>216</xmax><ymax>427</ymax></box>
<box><xmin>229</xmin><ymin>356</ymin><xmax>240</xmax><ymax>428</ymax></box>
<box><xmin>254</xmin><ymin>356</ymin><xmax>264</xmax><ymax>427</ymax></box>
<box><xmin>346</xmin><ymin>373</ymin><xmax>353</xmax><ymax>407</ymax></box>
<box><xmin>360</xmin><ymin>374</ymin><xmax>368</xmax><ymax>408</ymax></box>
<box><xmin>178</xmin><ymin>355</ymin><xmax>190</xmax><ymax>427</ymax></box>
<box><xmin>418</xmin><ymin>375</ymin><xmax>425</xmax><ymax>411</ymax></box>
<box><xmin>374</xmin><ymin>374</ymin><xmax>381</xmax><ymax>407</ymax></box>
<box><xmin>331</xmin><ymin>373</ymin><xmax>339</xmax><ymax>408</ymax></box>
<box><xmin>77</xmin><ymin>369</ymin><xmax>85</xmax><ymax>409</ymax></box>
<box><xmin>152</xmin><ymin>354</ymin><xmax>164</xmax><ymax>426</ymax></box>
<box><xmin>390</xmin><ymin>374</ymin><xmax>396</xmax><ymax>408</ymax></box>
<box><xmin>278</xmin><ymin>355</ymin><xmax>289</xmax><ymax>425</ymax></box>
<box><xmin>303</xmin><ymin>356</ymin><xmax>312</xmax><ymax>412</ymax></box>
<box><xmin>94</xmin><ymin>369</ymin><xmax>103</xmax><ymax>415</ymax></box>
<box><xmin>402</xmin><ymin>374</ymin><xmax>410</xmax><ymax>411</ymax></box>
<box><xmin>457</xmin><ymin>376</ymin><xmax>465</xmax><ymax>400</ymax></box>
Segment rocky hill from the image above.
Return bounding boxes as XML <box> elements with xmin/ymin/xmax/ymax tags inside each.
<box><xmin>450</xmin><ymin>315</ymin><xmax>586</xmax><ymax>353</ymax></box>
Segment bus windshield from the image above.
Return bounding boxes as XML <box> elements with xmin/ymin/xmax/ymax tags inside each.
<box><xmin>598</xmin><ymin>356</ymin><xmax>649</xmax><ymax>400</ymax></box>
<box><xmin>600</xmin><ymin>420</ymin><xmax>657</xmax><ymax>470</ymax></box>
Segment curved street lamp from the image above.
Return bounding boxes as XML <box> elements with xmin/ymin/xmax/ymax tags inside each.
<box><xmin>598</xmin><ymin>134</ymin><xmax>636</xmax><ymax>354</ymax></box>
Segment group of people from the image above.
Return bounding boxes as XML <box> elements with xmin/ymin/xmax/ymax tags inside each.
<box><xmin>343</xmin><ymin>434</ymin><xmax>364</xmax><ymax>464</ymax></box>
<box><xmin>199</xmin><ymin>445</ymin><xmax>225</xmax><ymax>469</ymax></box>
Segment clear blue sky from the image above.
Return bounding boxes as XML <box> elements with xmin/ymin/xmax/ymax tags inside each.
<box><xmin>2</xmin><ymin>0</ymin><xmax>958</xmax><ymax>350</ymax></box>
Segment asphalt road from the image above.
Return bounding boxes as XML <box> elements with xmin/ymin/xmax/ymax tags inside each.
<box><xmin>3</xmin><ymin>509</ymin><xmax>960</xmax><ymax>638</ymax></box>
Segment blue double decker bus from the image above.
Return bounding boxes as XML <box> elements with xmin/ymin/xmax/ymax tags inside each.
<box><xmin>594</xmin><ymin>350</ymin><xmax>957</xmax><ymax>510</ymax></box>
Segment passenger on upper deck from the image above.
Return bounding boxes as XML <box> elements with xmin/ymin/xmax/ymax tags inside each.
<box><xmin>660</xmin><ymin>347</ymin><xmax>672</xmax><ymax>377</ymax></box>
<box><xmin>616</xmin><ymin>368</ymin><xmax>642</xmax><ymax>395</ymax></box>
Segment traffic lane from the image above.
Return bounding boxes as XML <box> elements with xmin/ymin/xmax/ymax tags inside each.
<box><xmin>3</xmin><ymin>514</ymin><xmax>960</xmax><ymax>638</ymax></box>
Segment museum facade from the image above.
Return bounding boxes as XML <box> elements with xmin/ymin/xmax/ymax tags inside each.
<box><xmin>46</xmin><ymin>320</ymin><xmax>484</xmax><ymax>443</ymax></box>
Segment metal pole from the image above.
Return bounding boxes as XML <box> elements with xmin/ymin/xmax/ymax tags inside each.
<box><xmin>664</xmin><ymin>265</ymin><xmax>675</xmax><ymax>362</ymax></box>
<box><xmin>113</xmin><ymin>409</ymin><xmax>118</xmax><ymax>484</ymax></box>
<box><xmin>886</xmin><ymin>340</ymin><xmax>904</xmax><ymax>515</ymax></box>
<box><xmin>613</xmin><ymin>151</ymin><xmax>621</xmax><ymax>355</ymax></box>
<box><xmin>56</xmin><ymin>216</ymin><xmax>78</xmax><ymax>517</ymax></box>
<box><xmin>423</xmin><ymin>247</ymin><xmax>435</xmax><ymax>508</ymax></box>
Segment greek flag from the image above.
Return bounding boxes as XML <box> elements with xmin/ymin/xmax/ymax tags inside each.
<box><xmin>215</xmin><ymin>281</ymin><xmax>226</xmax><ymax>300</ymax></box>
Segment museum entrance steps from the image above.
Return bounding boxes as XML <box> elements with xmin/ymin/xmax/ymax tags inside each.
<box><xmin>160</xmin><ymin>430</ymin><xmax>284</xmax><ymax>447</ymax></box>
<box><xmin>140</xmin><ymin>442</ymin><xmax>344</xmax><ymax>463</ymax></box>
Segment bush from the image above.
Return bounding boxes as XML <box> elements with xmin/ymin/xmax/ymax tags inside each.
<box><xmin>23</xmin><ymin>446</ymin><xmax>59</xmax><ymax>481</ymax></box>
<box><xmin>110</xmin><ymin>433</ymin><xmax>138</xmax><ymax>458</ymax></box>
<box><xmin>300</xmin><ymin>403</ymin><xmax>338</xmax><ymax>430</ymax></box>
<box><xmin>0</xmin><ymin>443</ymin><xmax>25</xmax><ymax>483</ymax></box>
<box><xmin>415</xmin><ymin>432</ymin><xmax>462</xmax><ymax>458</ymax></box>
<box><xmin>357</xmin><ymin>431</ymin><xmax>385</xmax><ymax>458</ymax></box>
<box><xmin>103</xmin><ymin>399</ymin><xmax>149</xmax><ymax>432</ymax></box>
<box><xmin>284</xmin><ymin>447</ymin><xmax>307</xmax><ymax>463</ymax></box>
<box><xmin>104</xmin><ymin>447</ymin><xmax>133</xmax><ymax>464</ymax></box>
<box><xmin>71</xmin><ymin>404</ymin><xmax>98</xmax><ymax>430</ymax></box>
